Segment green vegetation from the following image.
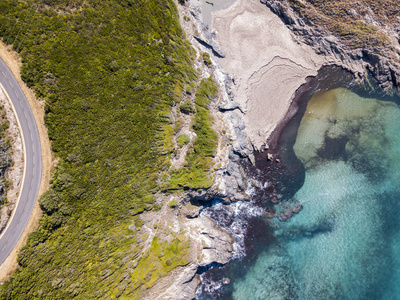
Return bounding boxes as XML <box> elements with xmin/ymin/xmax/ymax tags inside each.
<box><xmin>180</xmin><ymin>99</ymin><xmax>195</xmax><ymax>114</ymax></box>
<box><xmin>130</xmin><ymin>235</ymin><xmax>190</xmax><ymax>295</ymax></box>
<box><xmin>169</xmin><ymin>77</ymin><xmax>218</xmax><ymax>189</ymax></box>
<box><xmin>0</xmin><ymin>0</ymin><xmax>206</xmax><ymax>298</ymax></box>
<box><xmin>168</xmin><ymin>199</ymin><xmax>178</xmax><ymax>208</ymax></box>
<box><xmin>177</xmin><ymin>134</ymin><xmax>191</xmax><ymax>147</ymax></box>
<box><xmin>202</xmin><ymin>52</ymin><xmax>212</xmax><ymax>66</ymax></box>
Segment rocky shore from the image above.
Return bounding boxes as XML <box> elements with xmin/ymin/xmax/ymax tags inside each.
<box><xmin>262</xmin><ymin>0</ymin><xmax>400</xmax><ymax>91</ymax></box>
<box><xmin>147</xmin><ymin>0</ymin><xmax>327</xmax><ymax>298</ymax></box>
<box><xmin>141</xmin><ymin>0</ymin><xmax>400</xmax><ymax>298</ymax></box>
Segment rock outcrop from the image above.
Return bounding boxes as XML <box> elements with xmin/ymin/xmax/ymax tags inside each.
<box><xmin>142</xmin><ymin>198</ymin><xmax>235</xmax><ymax>300</ymax></box>
<box><xmin>261</xmin><ymin>0</ymin><xmax>400</xmax><ymax>90</ymax></box>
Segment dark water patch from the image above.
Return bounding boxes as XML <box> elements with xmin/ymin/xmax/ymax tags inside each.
<box><xmin>278</xmin><ymin>218</ymin><xmax>335</xmax><ymax>242</ymax></box>
<box><xmin>197</xmin><ymin>262</ymin><xmax>225</xmax><ymax>275</ymax></box>
<box><xmin>317</xmin><ymin>135</ymin><xmax>349</xmax><ymax>161</ymax></box>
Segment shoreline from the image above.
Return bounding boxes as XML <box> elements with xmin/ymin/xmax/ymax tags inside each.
<box><xmin>177</xmin><ymin>0</ymin><xmax>392</xmax><ymax>297</ymax></box>
<box><xmin>211</xmin><ymin>0</ymin><xmax>327</xmax><ymax>150</ymax></box>
<box><xmin>175</xmin><ymin>0</ymin><xmax>332</xmax><ymax>296</ymax></box>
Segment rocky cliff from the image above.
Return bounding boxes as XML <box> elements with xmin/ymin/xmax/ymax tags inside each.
<box><xmin>262</xmin><ymin>0</ymin><xmax>400</xmax><ymax>90</ymax></box>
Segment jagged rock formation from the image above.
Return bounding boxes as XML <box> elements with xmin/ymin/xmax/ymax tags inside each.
<box><xmin>140</xmin><ymin>196</ymin><xmax>235</xmax><ymax>300</ymax></box>
<box><xmin>262</xmin><ymin>0</ymin><xmax>400</xmax><ymax>90</ymax></box>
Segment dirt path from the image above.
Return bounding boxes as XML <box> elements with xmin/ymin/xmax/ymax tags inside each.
<box><xmin>0</xmin><ymin>41</ymin><xmax>53</xmax><ymax>282</ymax></box>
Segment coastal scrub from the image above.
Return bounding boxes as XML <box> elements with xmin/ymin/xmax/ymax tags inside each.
<box><xmin>0</xmin><ymin>0</ymin><xmax>201</xmax><ymax>297</ymax></box>
<box><xmin>169</xmin><ymin>77</ymin><xmax>219</xmax><ymax>189</ymax></box>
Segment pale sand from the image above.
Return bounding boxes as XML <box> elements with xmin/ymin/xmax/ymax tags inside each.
<box><xmin>212</xmin><ymin>0</ymin><xmax>327</xmax><ymax>149</ymax></box>
<box><xmin>0</xmin><ymin>41</ymin><xmax>53</xmax><ymax>282</ymax></box>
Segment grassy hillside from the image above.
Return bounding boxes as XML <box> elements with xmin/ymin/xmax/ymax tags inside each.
<box><xmin>169</xmin><ymin>77</ymin><xmax>218</xmax><ymax>189</ymax></box>
<box><xmin>0</xmin><ymin>0</ymin><xmax>217</xmax><ymax>298</ymax></box>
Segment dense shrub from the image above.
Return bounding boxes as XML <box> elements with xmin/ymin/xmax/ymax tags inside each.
<box><xmin>180</xmin><ymin>99</ymin><xmax>195</xmax><ymax>114</ymax></box>
<box><xmin>0</xmin><ymin>0</ymin><xmax>198</xmax><ymax>298</ymax></box>
<box><xmin>170</xmin><ymin>77</ymin><xmax>218</xmax><ymax>189</ymax></box>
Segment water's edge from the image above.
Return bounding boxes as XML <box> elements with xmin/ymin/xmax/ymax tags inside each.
<box><xmin>196</xmin><ymin>65</ymin><xmax>400</xmax><ymax>299</ymax></box>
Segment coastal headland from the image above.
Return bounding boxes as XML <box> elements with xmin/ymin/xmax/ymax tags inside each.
<box><xmin>0</xmin><ymin>0</ymin><xmax>398</xmax><ymax>298</ymax></box>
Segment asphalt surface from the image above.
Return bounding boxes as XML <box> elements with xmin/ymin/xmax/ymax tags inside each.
<box><xmin>0</xmin><ymin>57</ymin><xmax>42</xmax><ymax>266</ymax></box>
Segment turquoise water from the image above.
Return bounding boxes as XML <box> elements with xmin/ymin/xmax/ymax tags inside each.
<box><xmin>231</xmin><ymin>88</ymin><xmax>400</xmax><ymax>299</ymax></box>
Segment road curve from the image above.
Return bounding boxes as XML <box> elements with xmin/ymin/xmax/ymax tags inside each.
<box><xmin>0</xmin><ymin>58</ymin><xmax>42</xmax><ymax>265</ymax></box>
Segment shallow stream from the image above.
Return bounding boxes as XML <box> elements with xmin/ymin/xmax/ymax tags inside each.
<box><xmin>197</xmin><ymin>67</ymin><xmax>400</xmax><ymax>299</ymax></box>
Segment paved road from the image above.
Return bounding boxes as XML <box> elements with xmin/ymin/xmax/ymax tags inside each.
<box><xmin>0</xmin><ymin>58</ymin><xmax>42</xmax><ymax>265</ymax></box>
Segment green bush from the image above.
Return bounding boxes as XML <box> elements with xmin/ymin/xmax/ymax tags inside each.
<box><xmin>38</xmin><ymin>190</ymin><xmax>63</xmax><ymax>214</ymax></box>
<box><xmin>177</xmin><ymin>134</ymin><xmax>190</xmax><ymax>147</ymax></box>
<box><xmin>180</xmin><ymin>99</ymin><xmax>195</xmax><ymax>114</ymax></box>
<box><xmin>202</xmin><ymin>52</ymin><xmax>212</xmax><ymax>66</ymax></box>
<box><xmin>168</xmin><ymin>199</ymin><xmax>178</xmax><ymax>208</ymax></box>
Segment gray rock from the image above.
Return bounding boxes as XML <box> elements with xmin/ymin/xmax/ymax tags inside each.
<box><xmin>227</xmin><ymin>113</ymin><xmax>252</xmax><ymax>157</ymax></box>
<box><xmin>262</xmin><ymin>0</ymin><xmax>400</xmax><ymax>91</ymax></box>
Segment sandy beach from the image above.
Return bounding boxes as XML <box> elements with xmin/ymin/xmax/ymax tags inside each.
<box><xmin>212</xmin><ymin>0</ymin><xmax>327</xmax><ymax>149</ymax></box>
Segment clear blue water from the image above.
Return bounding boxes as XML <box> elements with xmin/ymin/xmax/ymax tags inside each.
<box><xmin>232</xmin><ymin>88</ymin><xmax>400</xmax><ymax>299</ymax></box>
<box><xmin>197</xmin><ymin>69</ymin><xmax>400</xmax><ymax>299</ymax></box>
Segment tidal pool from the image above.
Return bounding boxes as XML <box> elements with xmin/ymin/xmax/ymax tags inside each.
<box><xmin>232</xmin><ymin>87</ymin><xmax>400</xmax><ymax>299</ymax></box>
